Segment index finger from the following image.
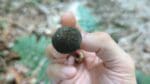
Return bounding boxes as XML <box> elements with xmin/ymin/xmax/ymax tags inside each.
<box><xmin>60</xmin><ymin>12</ymin><xmax>85</xmax><ymax>32</ymax></box>
<box><xmin>60</xmin><ymin>11</ymin><xmax>76</xmax><ymax>28</ymax></box>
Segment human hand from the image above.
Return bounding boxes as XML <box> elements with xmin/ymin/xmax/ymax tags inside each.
<box><xmin>46</xmin><ymin>12</ymin><xmax>136</xmax><ymax>84</ymax></box>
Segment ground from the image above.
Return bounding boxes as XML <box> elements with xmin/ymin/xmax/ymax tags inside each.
<box><xmin>0</xmin><ymin>0</ymin><xmax>150</xmax><ymax>83</ymax></box>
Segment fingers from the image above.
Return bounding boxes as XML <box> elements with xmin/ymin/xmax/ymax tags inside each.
<box><xmin>65</xmin><ymin>56</ymin><xmax>75</xmax><ymax>65</ymax></box>
<box><xmin>60</xmin><ymin>12</ymin><xmax>85</xmax><ymax>33</ymax></box>
<box><xmin>46</xmin><ymin>45</ymin><xmax>68</xmax><ymax>59</ymax></box>
<box><xmin>60</xmin><ymin>11</ymin><xmax>76</xmax><ymax>27</ymax></box>
<box><xmin>81</xmin><ymin>32</ymin><xmax>135</xmax><ymax>71</ymax></box>
<box><xmin>46</xmin><ymin>45</ymin><xmax>78</xmax><ymax>81</ymax></box>
<box><xmin>47</xmin><ymin>64</ymin><xmax>77</xmax><ymax>80</ymax></box>
<box><xmin>58</xmin><ymin>11</ymin><xmax>134</xmax><ymax>73</ymax></box>
<box><xmin>81</xmin><ymin>32</ymin><xmax>112</xmax><ymax>52</ymax></box>
<box><xmin>81</xmin><ymin>50</ymin><xmax>102</xmax><ymax>69</ymax></box>
<box><xmin>60</xmin><ymin>64</ymin><xmax>91</xmax><ymax>84</ymax></box>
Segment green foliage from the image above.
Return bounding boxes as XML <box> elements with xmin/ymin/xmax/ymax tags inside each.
<box><xmin>136</xmin><ymin>70</ymin><xmax>143</xmax><ymax>84</ymax></box>
<box><xmin>136</xmin><ymin>70</ymin><xmax>150</xmax><ymax>84</ymax></box>
<box><xmin>142</xmin><ymin>75</ymin><xmax>150</xmax><ymax>84</ymax></box>
<box><xmin>77</xmin><ymin>5</ymin><xmax>98</xmax><ymax>32</ymax></box>
<box><xmin>12</xmin><ymin>35</ymin><xmax>51</xmax><ymax>83</ymax></box>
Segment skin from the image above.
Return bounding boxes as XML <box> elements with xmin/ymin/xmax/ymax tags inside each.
<box><xmin>46</xmin><ymin>12</ymin><xmax>137</xmax><ymax>84</ymax></box>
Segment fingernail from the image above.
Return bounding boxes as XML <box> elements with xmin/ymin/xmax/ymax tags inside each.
<box><xmin>62</xmin><ymin>67</ymin><xmax>76</xmax><ymax>78</ymax></box>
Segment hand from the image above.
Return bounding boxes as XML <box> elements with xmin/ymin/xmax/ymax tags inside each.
<box><xmin>46</xmin><ymin>12</ymin><xmax>136</xmax><ymax>84</ymax></box>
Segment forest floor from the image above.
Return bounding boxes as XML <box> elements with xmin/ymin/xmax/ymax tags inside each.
<box><xmin>0</xmin><ymin>0</ymin><xmax>150</xmax><ymax>83</ymax></box>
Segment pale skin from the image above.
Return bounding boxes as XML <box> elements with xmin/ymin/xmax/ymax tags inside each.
<box><xmin>46</xmin><ymin>12</ymin><xmax>137</xmax><ymax>84</ymax></box>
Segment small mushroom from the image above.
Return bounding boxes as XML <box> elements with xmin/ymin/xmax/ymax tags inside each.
<box><xmin>52</xmin><ymin>27</ymin><xmax>84</xmax><ymax>63</ymax></box>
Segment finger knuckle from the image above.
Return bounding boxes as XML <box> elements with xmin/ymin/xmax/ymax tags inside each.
<box><xmin>100</xmin><ymin>32</ymin><xmax>111</xmax><ymax>39</ymax></box>
<box><xmin>97</xmin><ymin>32</ymin><xmax>112</xmax><ymax>42</ymax></box>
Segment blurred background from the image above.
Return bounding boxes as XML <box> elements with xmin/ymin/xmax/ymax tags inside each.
<box><xmin>0</xmin><ymin>0</ymin><xmax>150</xmax><ymax>84</ymax></box>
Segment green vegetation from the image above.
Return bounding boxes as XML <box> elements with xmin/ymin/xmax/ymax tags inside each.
<box><xmin>77</xmin><ymin>5</ymin><xmax>98</xmax><ymax>32</ymax></box>
<box><xmin>12</xmin><ymin>35</ymin><xmax>51</xmax><ymax>84</ymax></box>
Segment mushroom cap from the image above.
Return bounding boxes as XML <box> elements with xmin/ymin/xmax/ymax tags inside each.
<box><xmin>52</xmin><ymin>27</ymin><xmax>82</xmax><ymax>54</ymax></box>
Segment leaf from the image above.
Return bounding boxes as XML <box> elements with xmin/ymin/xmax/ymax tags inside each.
<box><xmin>12</xmin><ymin>35</ymin><xmax>51</xmax><ymax>83</ymax></box>
<box><xmin>142</xmin><ymin>75</ymin><xmax>150</xmax><ymax>84</ymax></box>
<box><xmin>77</xmin><ymin>5</ymin><xmax>98</xmax><ymax>32</ymax></box>
<box><xmin>136</xmin><ymin>70</ymin><xmax>150</xmax><ymax>84</ymax></box>
<box><xmin>136</xmin><ymin>70</ymin><xmax>143</xmax><ymax>84</ymax></box>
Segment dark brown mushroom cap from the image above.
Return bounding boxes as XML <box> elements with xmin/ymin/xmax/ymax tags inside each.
<box><xmin>52</xmin><ymin>27</ymin><xmax>82</xmax><ymax>54</ymax></box>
